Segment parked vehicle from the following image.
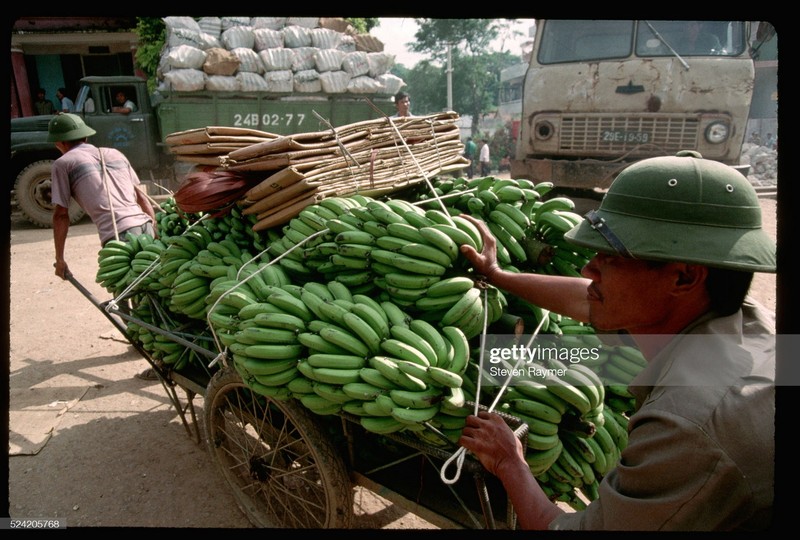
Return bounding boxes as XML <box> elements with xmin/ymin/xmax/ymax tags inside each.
<box><xmin>511</xmin><ymin>20</ymin><xmax>774</xmax><ymax>195</ymax></box>
<box><xmin>10</xmin><ymin>75</ymin><xmax>394</xmax><ymax>227</ymax></box>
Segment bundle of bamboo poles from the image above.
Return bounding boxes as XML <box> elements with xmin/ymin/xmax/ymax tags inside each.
<box><xmin>164</xmin><ymin>112</ymin><xmax>469</xmax><ymax>231</ymax></box>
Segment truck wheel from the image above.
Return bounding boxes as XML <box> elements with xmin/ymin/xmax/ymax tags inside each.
<box><xmin>15</xmin><ymin>160</ymin><xmax>85</xmax><ymax>228</ymax></box>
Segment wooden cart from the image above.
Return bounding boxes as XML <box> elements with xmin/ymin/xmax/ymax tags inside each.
<box><xmin>68</xmin><ymin>273</ymin><xmax>528</xmax><ymax>529</ymax></box>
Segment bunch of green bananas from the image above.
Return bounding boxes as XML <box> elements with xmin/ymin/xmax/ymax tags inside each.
<box><xmin>96</xmin><ymin>237</ymin><xmax>136</xmax><ymax>295</ymax></box>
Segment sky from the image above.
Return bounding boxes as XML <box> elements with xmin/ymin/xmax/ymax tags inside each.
<box><xmin>371</xmin><ymin>18</ymin><xmax>536</xmax><ymax>67</ymax></box>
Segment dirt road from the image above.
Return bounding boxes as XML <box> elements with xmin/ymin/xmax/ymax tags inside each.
<box><xmin>6</xmin><ymin>197</ymin><xmax>777</xmax><ymax>528</ymax></box>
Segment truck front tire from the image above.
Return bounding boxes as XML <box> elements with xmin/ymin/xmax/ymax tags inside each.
<box><xmin>15</xmin><ymin>160</ymin><xmax>85</xmax><ymax>228</ymax></box>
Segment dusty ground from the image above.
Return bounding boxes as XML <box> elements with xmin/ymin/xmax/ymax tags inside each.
<box><xmin>5</xmin><ymin>196</ymin><xmax>778</xmax><ymax>529</ymax></box>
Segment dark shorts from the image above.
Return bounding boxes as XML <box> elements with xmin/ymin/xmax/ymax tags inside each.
<box><xmin>102</xmin><ymin>221</ymin><xmax>156</xmax><ymax>246</ymax></box>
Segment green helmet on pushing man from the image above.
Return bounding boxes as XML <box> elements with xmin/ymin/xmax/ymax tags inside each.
<box><xmin>564</xmin><ymin>151</ymin><xmax>776</xmax><ymax>273</ymax></box>
<box><xmin>47</xmin><ymin>112</ymin><xmax>96</xmax><ymax>143</ymax></box>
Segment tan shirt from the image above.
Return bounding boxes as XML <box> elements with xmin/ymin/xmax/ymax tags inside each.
<box><xmin>550</xmin><ymin>299</ymin><xmax>775</xmax><ymax>530</ymax></box>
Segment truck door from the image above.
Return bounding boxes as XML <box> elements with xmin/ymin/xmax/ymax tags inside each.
<box><xmin>83</xmin><ymin>83</ymin><xmax>161</xmax><ymax>171</ymax></box>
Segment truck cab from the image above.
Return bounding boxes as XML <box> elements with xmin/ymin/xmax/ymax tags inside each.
<box><xmin>511</xmin><ymin>20</ymin><xmax>769</xmax><ymax>195</ymax></box>
<box><xmin>74</xmin><ymin>76</ymin><xmax>163</xmax><ymax>172</ymax></box>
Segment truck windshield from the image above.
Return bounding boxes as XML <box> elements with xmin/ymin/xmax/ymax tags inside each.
<box><xmin>537</xmin><ymin>20</ymin><xmax>746</xmax><ymax>64</ymax></box>
<box><xmin>74</xmin><ymin>85</ymin><xmax>93</xmax><ymax>113</ymax></box>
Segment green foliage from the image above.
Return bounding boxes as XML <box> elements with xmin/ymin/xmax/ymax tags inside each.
<box><xmin>411</xmin><ymin>19</ymin><xmax>502</xmax><ymax>58</ymax></box>
<box><xmin>401</xmin><ymin>19</ymin><xmax>523</xmax><ymax>136</ymax></box>
<box><xmin>345</xmin><ymin>18</ymin><xmax>379</xmax><ymax>34</ymax></box>
<box><xmin>134</xmin><ymin>17</ymin><xmax>165</xmax><ymax>94</ymax></box>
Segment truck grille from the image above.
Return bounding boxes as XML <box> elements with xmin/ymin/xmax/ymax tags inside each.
<box><xmin>559</xmin><ymin>115</ymin><xmax>699</xmax><ymax>154</ymax></box>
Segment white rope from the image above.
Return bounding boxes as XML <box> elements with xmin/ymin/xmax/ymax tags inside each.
<box><xmin>439</xmin><ymin>295</ymin><xmax>548</xmax><ymax>485</ymax></box>
<box><xmin>99</xmin><ymin>148</ymin><xmax>120</xmax><ymax>242</ymax></box>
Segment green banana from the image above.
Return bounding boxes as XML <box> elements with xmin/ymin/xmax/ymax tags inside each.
<box><xmin>402</xmin><ymin>209</ymin><xmax>436</xmax><ymax>229</ymax></box>
<box><xmin>441</xmin><ymin>326</ymin><xmax>469</xmax><ymax>373</ymax></box>
<box><xmin>441</xmin><ymin>287</ymin><xmax>483</xmax><ymax>327</ymax></box>
<box><xmin>318</xmin><ymin>196</ymin><xmax>356</xmax><ymax>216</ymax></box>
<box><xmin>335</xmin><ymin>230</ymin><xmax>376</xmax><ymax>246</ymax></box>
<box><xmin>428</xmin><ymin>222</ymin><xmax>478</xmax><ymax>251</ymax></box>
<box><xmin>514</xmin><ymin>379</ymin><xmax>570</xmax><ymax>415</ymax></box>
<box><xmin>427</xmin><ymin>366</ymin><xmax>463</xmax><ymax>389</ymax></box>
<box><xmin>333</xmin><ymin>271</ymin><xmax>373</xmax><ymax>288</ymax></box>
<box><xmin>410</xmin><ymin>319</ymin><xmax>451</xmax><ymax>369</ymax></box>
<box><xmin>326</xmin><ymin>218</ymin><xmax>361</xmax><ymax>235</ymax></box>
<box><xmin>366</xmin><ymin>200</ymin><xmax>407</xmax><ymax>225</ymax></box>
<box><xmin>369</xmin><ymin>356</ymin><xmax>427</xmax><ymax>391</ymax></box>
<box><xmin>310</xmin><ymin>366</ymin><xmax>363</xmax><ymax>385</ymax></box>
<box><xmin>489</xmin><ymin>209</ymin><xmax>527</xmax><ymax>241</ymax></box>
<box><xmin>526</xmin><ymin>430</ymin><xmax>561</xmax><ymax>451</ymax></box>
<box><xmin>360</xmin><ymin>416</ymin><xmax>406</xmax><ymax>434</ymax></box>
<box><xmin>524</xmin><ymin>439</ymin><xmax>564</xmax><ymax>475</ymax></box>
<box><xmin>487</xmin><ymin>220</ymin><xmax>527</xmax><ymax>263</ymax></box>
<box><xmin>509</xmin><ymin>398</ymin><xmax>563</xmax><ymax>424</ymax></box>
<box><xmin>238</xmin><ymin>326</ymin><xmax>299</xmax><ymax>345</ymax></box>
<box><xmin>358</xmin><ymin>367</ymin><xmax>398</xmax><ymax>391</ymax></box>
<box><xmin>245</xmin><ymin>343</ymin><xmax>304</xmax><ymax>361</ymax></box>
<box><xmin>319</xmin><ymin>326</ymin><xmax>370</xmax><ymax>358</ymax></box>
<box><xmin>418</xmin><ymin>226</ymin><xmax>460</xmax><ymax>263</ymax></box>
<box><xmin>307</xmin><ymin>353</ymin><xmax>367</xmax><ymax>369</ymax></box>
<box><xmin>300</xmin><ymin>392</ymin><xmax>343</xmax><ymax>415</ymax></box>
<box><xmin>389</xmin><ymin>387</ymin><xmax>443</xmax><ymax>409</ymax></box>
<box><xmin>451</xmin><ymin>215</ymin><xmax>484</xmax><ymax>251</ymax></box>
<box><xmin>385</xmin><ymin>221</ymin><xmax>427</xmax><ymax>243</ymax></box>
<box><xmin>545</xmin><ymin>373</ymin><xmax>593</xmax><ymax>416</ymax></box>
<box><xmin>267</xmin><ymin>291</ymin><xmax>313</xmax><ymax>322</ymax></box>
<box><xmin>391</xmin><ymin>404</ymin><xmax>440</xmax><ymax>425</ymax></box>
<box><xmin>380</xmin><ymin>300</ymin><xmax>411</xmax><ymax>329</ymax></box>
<box><xmin>312</xmin><ymin>382</ymin><xmax>358</xmax><ymax>404</ymax></box>
<box><xmin>342</xmin><ymin>311</ymin><xmax>383</xmax><ymax>356</ymax></box>
<box><xmin>534</xmin><ymin>196</ymin><xmax>576</xmax><ymax>219</ymax></box>
<box><xmin>389</xmin><ymin>325</ymin><xmax>438</xmax><ymax>367</ymax></box>
<box><xmin>425</xmin><ymin>276</ymin><xmax>475</xmax><ymax>298</ymax></box>
<box><xmin>342</xmin><ymin>382</ymin><xmax>386</xmax><ymax>401</ymax></box>
<box><xmin>380</xmin><ymin>338</ymin><xmax>431</xmax><ymax>367</ymax></box>
<box><xmin>360</xmin><ymin>220</ymin><xmax>388</xmax><ymax>238</ymax></box>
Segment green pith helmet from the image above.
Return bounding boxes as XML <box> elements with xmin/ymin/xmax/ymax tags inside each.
<box><xmin>564</xmin><ymin>151</ymin><xmax>776</xmax><ymax>272</ymax></box>
<box><xmin>47</xmin><ymin>112</ymin><xmax>96</xmax><ymax>143</ymax></box>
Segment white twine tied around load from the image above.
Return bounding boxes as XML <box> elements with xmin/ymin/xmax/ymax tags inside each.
<box><xmin>439</xmin><ymin>289</ymin><xmax>548</xmax><ymax>485</ymax></box>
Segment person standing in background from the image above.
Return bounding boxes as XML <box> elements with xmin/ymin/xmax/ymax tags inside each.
<box><xmin>34</xmin><ymin>88</ymin><xmax>56</xmax><ymax>115</ymax></box>
<box><xmin>392</xmin><ymin>91</ymin><xmax>411</xmax><ymax>117</ymax></box>
<box><xmin>479</xmin><ymin>138</ymin><xmax>491</xmax><ymax>176</ymax></box>
<box><xmin>465</xmin><ymin>136</ymin><xmax>478</xmax><ymax>178</ymax></box>
<box><xmin>56</xmin><ymin>87</ymin><xmax>74</xmax><ymax>113</ymax></box>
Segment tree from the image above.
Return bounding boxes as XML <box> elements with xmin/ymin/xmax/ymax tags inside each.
<box><xmin>345</xmin><ymin>18</ymin><xmax>379</xmax><ymax>34</ymax></box>
<box><xmin>406</xmin><ymin>19</ymin><xmax>522</xmax><ymax>135</ymax></box>
<box><xmin>135</xmin><ymin>18</ymin><xmax>166</xmax><ymax>93</ymax></box>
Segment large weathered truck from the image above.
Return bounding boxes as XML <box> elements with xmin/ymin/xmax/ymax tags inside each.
<box><xmin>10</xmin><ymin>75</ymin><xmax>394</xmax><ymax>227</ymax></box>
<box><xmin>511</xmin><ymin>20</ymin><xmax>775</xmax><ymax>195</ymax></box>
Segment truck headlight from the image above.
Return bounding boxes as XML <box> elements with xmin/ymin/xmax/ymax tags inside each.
<box><xmin>534</xmin><ymin>120</ymin><xmax>555</xmax><ymax>140</ymax></box>
<box><xmin>705</xmin><ymin>122</ymin><xmax>730</xmax><ymax>144</ymax></box>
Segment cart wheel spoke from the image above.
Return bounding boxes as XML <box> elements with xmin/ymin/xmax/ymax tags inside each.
<box><xmin>203</xmin><ymin>367</ymin><xmax>353</xmax><ymax>528</ymax></box>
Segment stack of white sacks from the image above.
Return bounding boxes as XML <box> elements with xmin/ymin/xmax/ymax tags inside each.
<box><xmin>158</xmin><ymin>16</ymin><xmax>406</xmax><ymax>96</ymax></box>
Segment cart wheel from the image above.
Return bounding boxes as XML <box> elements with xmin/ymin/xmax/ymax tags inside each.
<box><xmin>203</xmin><ymin>367</ymin><xmax>354</xmax><ymax>528</ymax></box>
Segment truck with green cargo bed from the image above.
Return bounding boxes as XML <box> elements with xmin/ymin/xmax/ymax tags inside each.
<box><xmin>10</xmin><ymin>75</ymin><xmax>394</xmax><ymax>227</ymax></box>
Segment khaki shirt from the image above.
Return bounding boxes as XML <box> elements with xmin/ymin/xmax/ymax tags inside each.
<box><xmin>550</xmin><ymin>299</ymin><xmax>775</xmax><ymax>530</ymax></box>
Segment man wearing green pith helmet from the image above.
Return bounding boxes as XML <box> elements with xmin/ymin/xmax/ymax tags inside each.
<box><xmin>48</xmin><ymin>112</ymin><xmax>158</xmax><ymax>380</ymax></box>
<box><xmin>458</xmin><ymin>151</ymin><xmax>776</xmax><ymax>530</ymax></box>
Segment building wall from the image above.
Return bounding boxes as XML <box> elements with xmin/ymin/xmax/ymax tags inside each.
<box><xmin>10</xmin><ymin>17</ymin><xmax>138</xmax><ymax>117</ymax></box>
